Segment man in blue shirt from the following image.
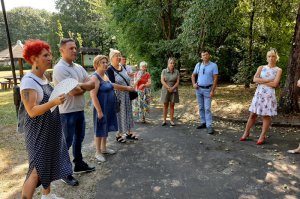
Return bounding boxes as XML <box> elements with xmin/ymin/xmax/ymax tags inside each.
<box><xmin>191</xmin><ymin>50</ymin><xmax>218</xmax><ymax>134</ymax></box>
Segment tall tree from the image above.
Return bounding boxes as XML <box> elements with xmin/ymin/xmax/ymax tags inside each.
<box><xmin>0</xmin><ymin>7</ymin><xmax>52</xmax><ymax>50</ymax></box>
<box><xmin>106</xmin><ymin>0</ymin><xmax>190</xmax><ymax>88</ymax></box>
<box><xmin>55</xmin><ymin>0</ymin><xmax>111</xmax><ymax>52</ymax></box>
<box><xmin>278</xmin><ymin>4</ymin><xmax>300</xmax><ymax>113</ymax></box>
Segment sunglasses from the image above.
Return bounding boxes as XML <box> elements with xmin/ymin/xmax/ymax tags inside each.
<box><xmin>202</xmin><ymin>67</ymin><xmax>205</xmax><ymax>74</ymax></box>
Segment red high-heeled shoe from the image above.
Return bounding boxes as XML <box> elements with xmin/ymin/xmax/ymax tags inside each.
<box><xmin>256</xmin><ymin>136</ymin><xmax>266</xmax><ymax>145</ymax></box>
<box><xmin>240</xmin><ymin>132</ymin><xmax>250</xmax><ymax>141</ymax></box>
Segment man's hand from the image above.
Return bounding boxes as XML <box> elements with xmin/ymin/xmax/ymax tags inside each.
<box><xmin>193</xmin><ymin>83</ymin><xmax>198</xmax><ymax>89</ymax></box>
<box><xmin>69</xmin><ymin>85</ymin><xmax>84</xmax><ymax>96</ymax></box>
<box><xmin>210</xmin><ymin>90</ymin><xmax>215</xmax><ymax>98</ymax></box>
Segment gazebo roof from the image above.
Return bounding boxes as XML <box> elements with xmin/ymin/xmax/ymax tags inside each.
<box><xmin>0</xmin><ymin>40</ymin><xmax>24</xmax><ymax>59</ymax></box>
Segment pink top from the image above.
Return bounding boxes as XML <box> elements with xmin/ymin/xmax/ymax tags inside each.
<box><xmin>135</xmin><ymin>72</ymin><xmax>150</xmax><ymax>91</ymax></box>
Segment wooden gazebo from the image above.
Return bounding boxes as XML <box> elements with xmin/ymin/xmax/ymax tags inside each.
<box><xmin>0</xmin><ymin>40</ymin><xmax>24</xmax><ymax>77</ymax></box>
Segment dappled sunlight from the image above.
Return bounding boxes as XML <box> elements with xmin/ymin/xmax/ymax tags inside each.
<box><xmin>265</xmin><ymin>172</ymin><xmax>279</xmax><ymax>183</ymax></box>
<box><xmin>0</xmin><ymin>101</ymin><xmax>11</xmax><ymax>106</ymax></box>
<box><xmin>237</xmin><ymin>195</ymin><xmax>258</xmax><ymax>199</ymax></box>
<box><xmin>0</xmin><ymin>161</ymin><xmax>27</xmax><ymax>199</ymax></box>
<box><xmin>273</xmin><ymin>161</ymin><xmax>298</xmax><ymax>174</ymax></box>
<box><xmin>283</xmin><ymin>195</ymin><xmax>298</xmax><ymax>199</ymax></box>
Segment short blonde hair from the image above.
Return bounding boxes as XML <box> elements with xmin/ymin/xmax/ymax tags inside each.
<box><xmin>93</xmin><ymin>55</ymin><xmax>108</xmax><ymax>70</ymax></box>
<box><xmin>139</xmin><ymin>61</ymin><xmax>148</xmax><ymax>68</ymax></box>
<box><xmin>168</xmin><ymin>57</ymin><xmax>176</xmax><ymax>64</ymax></box>
<box><xmin>267</xmin><ymin>48</ymin><xmax>279</xmax><ymax>61</ymax></box>
<box><xmin>109</xmin><ymin>48</ymin><xmax>121</xmax><ymax>61</ymax></box>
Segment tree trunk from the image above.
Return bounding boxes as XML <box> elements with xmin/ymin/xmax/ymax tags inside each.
<box><xmin>245</xmin><ymin>0</ymin><xmax>255</xmax><ymax>88</ymax></box>
<box><xmin>278</xmin><ymin>4</ymin><xmax>300</xmax><ymax>113</ymax></box>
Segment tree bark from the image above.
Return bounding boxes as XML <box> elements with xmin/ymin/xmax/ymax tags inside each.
<box><xmin>245</xmin><ymin>0</ymin><xmax>255</xmax><ymax>88</ymax></box>
<box><xmin>278</xmin><ymin>4</ymin><xmax>300</xmax><ymax>113</ymax></box>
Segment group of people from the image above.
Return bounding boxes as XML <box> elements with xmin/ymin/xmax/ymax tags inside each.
<box><xmin>19</xmin><ymin>38</ymin><xmax>155</xmax><ymax>199</ymax></box>
<box><xmin>18</xmin><ymin>37</ymin><xmax>298</xmax><ymax>199</ymax></box>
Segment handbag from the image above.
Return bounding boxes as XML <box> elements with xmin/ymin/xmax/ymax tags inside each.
<box><xmin>115</xmin><ymin>68</ymin><xmax>138</xmax><ymax>101</ymax></box>
<box><xmin>129</xmin><ymin>90</ymin><xmax>138</xmax><ymax>100</ymax></box>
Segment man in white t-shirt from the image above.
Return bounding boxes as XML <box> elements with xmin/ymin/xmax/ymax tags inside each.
<box><xmin>53</xmin><ymin>38</ymin><xmax>95</xmax><ymax>186</ymax></box>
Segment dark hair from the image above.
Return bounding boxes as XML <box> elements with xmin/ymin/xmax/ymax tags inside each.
<box><xmin>23</xmin><ymin>39</ymin><xmax>51</xmax><ymax>64</ymax></box>
<box><xmin>121</xmin><ymin>55</ymin><xmax>127</xmax><ymax>59</ymax></box>
<box><xmin>200</xmin><ymin>49</ymin><xmax>210</xmax><ymax>54</ymax></box>
<box><xmin>60</xmin><ymin>38</ymin><xmax>75</xmax><ymax>47</ymax></box>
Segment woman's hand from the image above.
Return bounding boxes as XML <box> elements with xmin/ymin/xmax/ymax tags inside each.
<box><xmin>97</xmin><ymin>111</ymin><xmax>103</xmax><ymax>119</ymax></box>
<box><xmin>52</xmin><ymin>94</ymin><xmax>66</xmax><ymax>105</ymax></box>
<box><xmin>127</xmin><ymin>86</ymin><xmax>135</xmax><ymax>92</ymax></box>
<box><xmin>139</xmin><ymin>84</ymin><xmax>145</xmax><ymax>90</ymax></box>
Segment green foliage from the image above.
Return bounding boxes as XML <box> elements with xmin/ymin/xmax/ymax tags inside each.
<box><xmin>55</xmin><ymin>0</ymin><xmax>112</xmax><ymax>53</ymax></box>
<box><xmin>232</xmin><ymin>0</ymin><xmax>298</xmax><ymax>84</ymax></box>
<box><xmin>0</xmin><ymin>7</ymin><xmax>52</xmax><ymax>50</ymax></box>
<box><xmin>0</xmin><ymin>0</ymin><xmax>299</xmax><ymax>90</ymax></box>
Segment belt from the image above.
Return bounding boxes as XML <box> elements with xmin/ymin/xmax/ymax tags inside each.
<box><xmin>199</xmin><ymin>85</ymin><xmax>212</xmax><ymax>89</ymax></box>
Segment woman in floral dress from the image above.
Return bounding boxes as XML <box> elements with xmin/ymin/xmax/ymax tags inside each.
<box><xmin>133</xmin><ymin>61</ymin><xmax>151</xmax><ymax>123</ymax></box>
<box><xmin>106</xmin><ymin>49</ymin><xmax>137</xmax><ymax>143</ymax></box>
<box><xmin>240</xmin><ymin>49</ymin><xmax>282</xmax><ymax>145</ymax></box>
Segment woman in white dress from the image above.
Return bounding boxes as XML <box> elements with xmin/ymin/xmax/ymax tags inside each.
<box><xmin>240</xmin><ymin>49</ymin><xmax>282</xmax><ymax>145</ymax></box>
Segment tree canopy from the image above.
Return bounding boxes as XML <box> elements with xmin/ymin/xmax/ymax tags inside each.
<box><xmin>0</xmin><ymin>0</ymin><xmax>299</xmax><ymax>112</ymax></box>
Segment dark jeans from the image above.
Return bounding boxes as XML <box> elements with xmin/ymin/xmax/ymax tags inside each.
<box><xmin>61</xmin><ymin>111</ymin><xmax>85</xmax><ymax>166</ymax></box>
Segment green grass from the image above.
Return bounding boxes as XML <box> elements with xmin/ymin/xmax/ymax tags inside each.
<box><xmin>0</xmin><ymin>90</ymin><xmax>18</xmax><ymax>127</ymax></box>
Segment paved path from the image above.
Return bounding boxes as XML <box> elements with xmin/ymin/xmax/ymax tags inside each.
<box><xmin>95</xmin><ymin>108</ymin><xmax>300</xmax><ymax>199</ymax></box>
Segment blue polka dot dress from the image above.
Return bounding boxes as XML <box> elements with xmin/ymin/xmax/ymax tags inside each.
<box><xmin>22</xmin><ymin>78</ymin><xmax>72</xmax><ymax>189</ymax></box>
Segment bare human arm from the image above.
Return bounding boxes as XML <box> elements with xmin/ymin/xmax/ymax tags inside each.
<box><xmin>144</xmin><ymin>75</ymin><xmax>152</xmax><ymax>88</ymax></box>
<box><xmin>89</xmin><ymin>76</ymin><xmax>103</xmax><ymax>119</ymax></box>
<box><xmin>21</xmin><ymin>89</ymin><xmax>65</xmax><ymax>118</ymax></box>
<box><xmin>253</xmin><ymin>66</ymin><xmax>272</xmax><ymax>84</ymax></box>
<box><xmin>171</xmin><ymin>74</ymin><xmax>180</xmax><ymax>92</ymax></box>
<box><xmin>69</xmin><ymin>77</ymin><xmax>95</xmax><ymax>96</ymax></box>
<box><xmin>161</xmin><ymin>71</ymin><xmax>172</xmax><ymax>93</ymax></box>
<box><xmin>262</xmin><ymin>68</ymin><xmax>282</xmax><ymax>88</ymax></box>
<box><xmin>210</xmin><ymin>74</ymin><xmax>218</xmax><ymax>97</ymax></box>
<box><xmin>191</xmin><ymin>73</ymin><xmax>198</xmax><ymax>89</ymax></box>
<box><xmin>113</xmin><ymin>83</ymin><xmax>135</xmax><ymax>92</ymax></box>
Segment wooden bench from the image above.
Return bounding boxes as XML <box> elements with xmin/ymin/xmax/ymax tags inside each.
<box><xmin>0</xmin><ymin>81</ymin><xmax>10</xmax><ymax>90</ymax></box>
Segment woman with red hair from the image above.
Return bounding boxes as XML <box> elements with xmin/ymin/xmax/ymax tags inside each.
<box><xmin>20</xmin><ymin>40</ymin><xmax>72</xmax><ymax>199</ymax></box>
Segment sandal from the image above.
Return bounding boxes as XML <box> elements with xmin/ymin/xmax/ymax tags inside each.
<box><xmin>126</xmin><ymin>133</ymin><xmax>139</xmax><ymax>140</ymax></box>
<box><xmin>116</xmin><ymin>135</ymin><xmax>126</xmax><ymax>143</ymax></box>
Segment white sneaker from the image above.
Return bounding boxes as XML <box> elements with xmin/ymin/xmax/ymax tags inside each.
<box><xmin>95</xmin><ymin>153</ymin><xmax>106</xmax><ymax>162</ymax></box>
<box><xmin>102</xmin><ymin>148</ymin><xmax>116</xmax><ymax>155</ymax></box>
<box><xmin>41</xmin><ymin>194</ymin><xmax>64</xmax><ymax>199</ymax></box>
